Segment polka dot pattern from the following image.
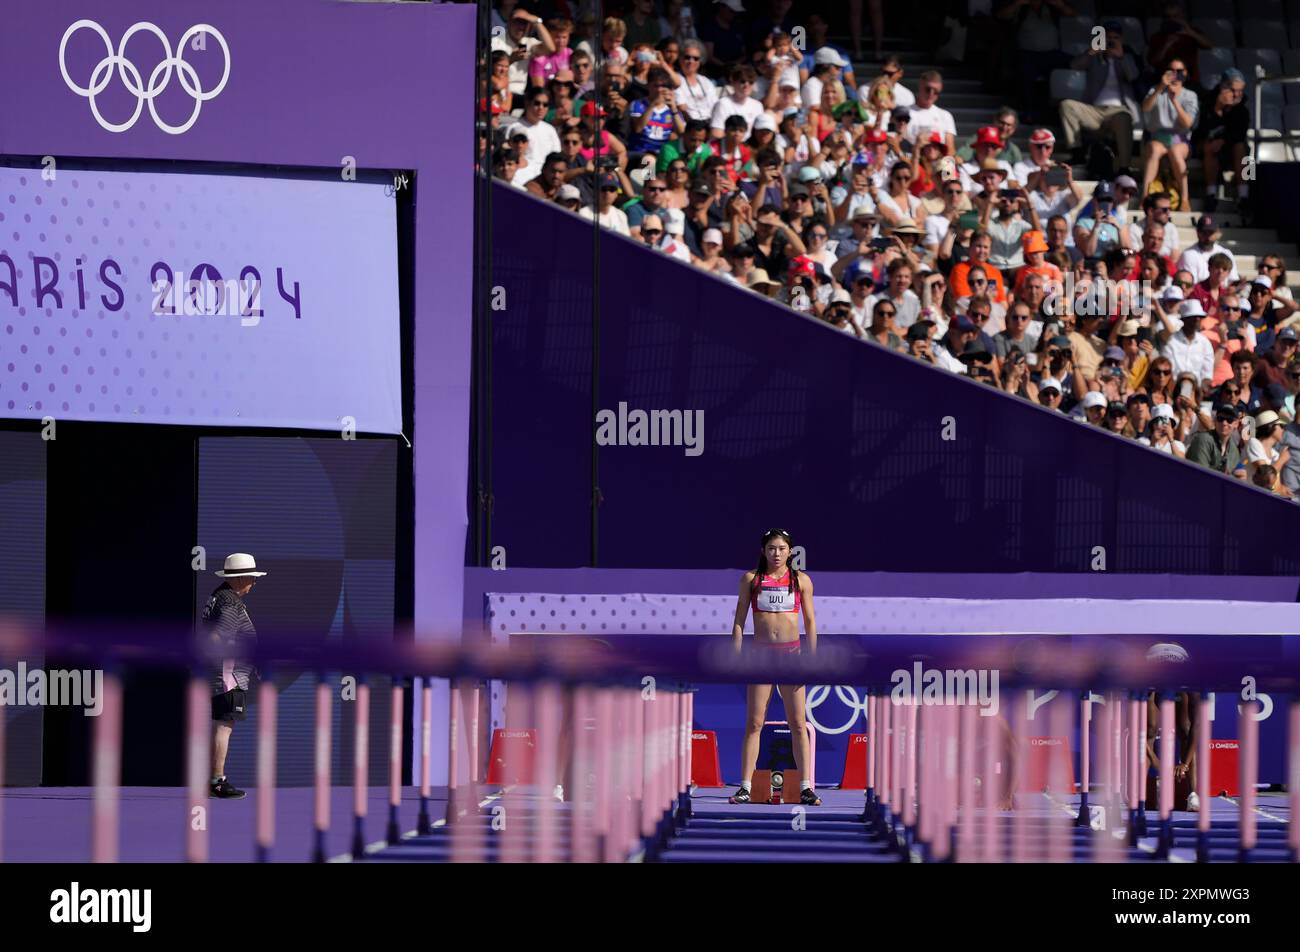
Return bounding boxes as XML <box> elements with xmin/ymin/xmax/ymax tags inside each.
<box><xmin>0</xmin><ymin>168</ymin><xmax>401</xmax><ymax>430</ymax></box>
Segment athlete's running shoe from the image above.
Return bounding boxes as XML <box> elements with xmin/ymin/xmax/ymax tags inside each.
<box><xmin>1186</xmin><ymin>791</ymin><xmax>1200</xmax><ymax>812</ymax></box>
<box><xmin>799</xmin><ymin>787</ymin><xmax>822</xmax><ymax>807</ymax></box>
<box><xmin>209</xmin><ymin>777</ymin><xmax>246</xmax><ymax>799</ymax></box>
<box><xmin>727</xmin><ymin>786</ymin><xmax>751</xmax><ymax>804</ymax></box>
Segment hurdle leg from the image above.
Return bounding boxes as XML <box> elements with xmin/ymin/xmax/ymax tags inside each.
<box><xmin>417</xmin><ymin>679</ymin><xmax>432</xmax><ymax>835</ymax></box>
<box><xmin>980</xmin><ymin>703</ymin><xmax>997</xmax><ymax>863</ymax></box>
<box><xmin>903</xmin><ymin>695</ymin><xmax>918</xmax><ymax>857</ymax></box>
<box><xmin>877</xmin><ymin>694</ymin><xmax>891</xmax><ymax>838</ymax></box>
<box><xmin>679</xmin><ymin>690</ymin><xmax>693</xmax><ymax>825</ymax></box>
<box><xmin>593</xmin><ymin>688</ymin><xmax>613</xmax><ymax>862</ymax></box>
<box><xmin>185</xmin><ymin>677</ymin><xmax>209</xmax><ymax>863</ymax></box>
<box><xmin>1047</xmin><ymin>693</ymin><xmax>1069</xmax><ymax>863</ymax></box>
<box><xmin>446</xmin><ymin>680</ymin><xmax>461</xmax><ymax>826</ymax></box>
<box><xmin>351</xmin><ymin>679</ymin><xmax>370</xmax><ymax>860</ymax></box>
<box><xmin>918</xmin><ymin>704</ymin><xmax>934</xmax><ymax>861</ymax></box>
<box><xmin>570</xmin><ymin>686</ymin><xmax>593</xmax><ymax>864</ymax></box>
<box><xmin>386</xmin><ymin>678</ymin><xmax>403</xmax><ymax>845</ymax></box>
<box><xmin>91</xmin><ymin>672</ymin><xmax>123</xmax><ymax>864</ymax></box>
<box><xmin>1196</xmin><ymin>691</ymin><xmax>1210</xmax><ymax>862</ymax></box>
<box><xmin>1075</xmin><ymin>692</ymin><xmax>1091</xmax><ymax>826</ymax></box>
<box><xmin>534</xmin><ymin>681</ymin><xmax>560</xmax><ymax>863</ymax></box>
<box><xmin>1289</xmin><ymin>698</ymin><xmax>1299</xmax><ymax>864</ymax></box>
<box><xmin>312</xmin><ymin>676</ymin><xmax>331</xmax><ymax>862</ymax></box>
<box><xmin>256</xmin><ymin>677</ymin><xmax>278</xmax><ymax>862</ymax></box>
<box><xmin>957</xmin><ymin>702</ymin><xmax>975</xmax><ymax>862</ymax></box>
<box><xmin>499</xmin><ymin>680</ymin><xmax>529</xmax><ymax>864</ymax></box>
<box><xmin>1155</xmin><ymin>692</ymin><xmax>1175</xmax><ymax>859</ymax></box>
<box><xmin>1127</xmin><ymin>693</ymin><xmax>1143</xmax><ymax>847</ymax></box>
<box><xmin>1239</xmin><ymin>699</ymin><xmax>1259</xmax><ymax>863</ymax></box>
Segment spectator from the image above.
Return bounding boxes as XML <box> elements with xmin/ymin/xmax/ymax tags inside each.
<box><xmin>965</xmin><ymin>294</ymin><xmax>1001</xmax><ymax>353</ymax></box>
<box><xmin>1013</xmin><ymin>230</ymin><xmax>1063</xmax><ymax>298</ymax></box>
<box><xmin>525</xmin><ymin>152</ymin><xmax>568</xmax><ymax>201</ymax></box>
<box><xmin>1177</xmin><ymin>216</ymin><xmax>1238</xmax><ymax>284</ymax></box>
<box><xmin>710</xmin><ymin>65</ymin><xmax>764</xmax><ymax>139</ymax></box>
<box><xmin>1073</xmin><ymin>181</ymin><xmax>1130</xmax><ymax>259</ymax></box>
<box><xmin>1244</xmin><ymin>410</ymin><xmax>1291</xmax><ymax>482</ymax></box>
<box><xmin>659</xmin><ymin>155</ymin><xmax>693</xmax><ymax>207</ymax></box>
<box><xmin>629</xmin><ymin>68</ymin><xmax>686</xmax><ymax>157</ymax></box>
<box><xmin>864</xmin><ymin>297</ymin><xmax>906</xmax><ymax>351</ymax></box>
<box><xmin>983</xmin><ymin>185</ymin><xmax>1039</xmax><ymax>273</ymax></box>
<box><xmin>674</xmin><ymin>39</ymin><xmax>720</xmax><ymax>123</ymax></box>
<box><xmin>624</xmin><ymin>0</ymin><xmax>669</xmax><ymax>47</ymax></box>
<box><xmin>1251</xmin><ymin>463</ymin><xmax>1292</xmax><ymax>497</ymax></box>
<box><xmin>637</xmin><ymin>212</ymin><xmax>667</xmax><ymax>249</ymax></box>
<box><xmin>745</xmin><ymin>267</ymin><xmax>782</xmax><ymax>297</ymax></box>
<box><xmin>923</xmin><ymin>176</ymin><xmax>965</xmax><ymax>255</ymax></box>
<box><xmin>1144</xmin><ymin>3</ymin><xmax>1212</xmax><ymax>87</ymax></box>
<box><xmin>1139</xmin><ymin>58</ymin><xmax>1197</xmax><ymax>212</ymax></box>
<box><xmin>1159</xmin><ymin>299</ymin><xmax>1215</xmax><ymax>389</ymax></box>
<box><xmin>1044</xmin><ymin>213</ymin><xmax>1080</xmax><ymax>267</ymax></box>
<box><xmin>555</xmin><ymin>183</ymin><xmax>583</xmax><ymax>213</ymax></box>
<box><xmin>1077</xmin><ymin>390</ymin><xmax>1108</xmax><ymax>426</ymax></box>
<box><xmin>728</xmin><ymin>242</ymin><xmax>759</xmax><ymax>285</ymax></box>
<box><xmin>572</xmin><ymin>50</ymin><xmax>595</xmax><ymax>96</ymax></box>
<box><xmin>869</xmin><ymin>55</ymin><xmax>914</xmax><ymax>109</ymax></box>
<box><xmin>1259</xmin><ymin>255</ymin><xmax>1292</xmax><ymax>303</ymax></box>
<box><xmin>749</xmin><ymin>202</ymin><xmax>806</xmax><ymax>277</ymax></box>
<box><xmin>627</xmin><ymin>175</ymin><xmax>671</xmax><ymax>236</ymax></box>
<box><xmin>960</xmin><ymin>128</ymin><xmax>1016</xmax><ymax>193</ymax></box>
<box><xmin>529</xmin><ymin>16</ymin><xmax>574</xmax><ymax>87</ymax></box>
<box><xmin>1069</xmin><ymin>310</ymin><xmax>1108</xmax><ymax>384</ymax></box>
<box><xmin>803</xmin><ymin>218</ymin><xmax>836</xmax><ymax>270</ymax></box>
<box><xmin>1186</xmin><ymin>252</ymin><xmax>1233</xmax><ymax>320</ymax></box>
<box><xmin>1058</xmin><ymin>19</ymin><xmax>1139</xmax><ymax>171</ymax></box>
<box><xmin>578</xmin><ymin>171</ymin><xmax>631</xmax><ymax>235</ymax></box>
<box><xmin>660</xmin><ymin>208</ymin><xmax>694</xmax><ymax>261</ymax></box>
<box><xmin>663</xmin><ymin>0</ymin><xmax>698</xmax><ymax>43</ymax></box>
<box><xmin>1037</xmin><ymin>375</ymin><xmax>1064</xmax><ymax>411</ymax></box>
<box><xmin>1246</xmin><ymin>276</ymin><xmax>1300</xmax><ymax>355</ymax></box>
<box><xmin>657</xmin><ymin>118</ymin><xmax>711</xmax><ymax>174</ymax></box>
<box><xmin>696</xmin><ymin>227</ymin><xmax>730</xmax><ymax>274</ymax></box>
<box><xmin>493</xmin><ymin>145</ymin><xmax>524</xmax><ymax>189</ymax></box>
<box><xmin>867</xmin><ymin>258</ymin><xmax>921</xmax><ymax>331</ymax></box>
<box><xmin>962</xmin><ymin>341</ymin><xmax>998</xmax><ymax>385</ymax></box>
<box><xmin>906</xmin><ymin>320</ymin><xmax>937</xmax><ymax>363</ymax></box>
<box><xmin>1127</xmin><ymin>194</ymin><xmax>1180</xmax><ymax>258</ymax></box>
<box><xmin>1025</xmin><ymin>155</ymin><xmax>1083</xmax><ymax>223</ymax></box>
<box><xmin>825</xmin><ymin>289</ymin><xmax>864</xmax><ymax>338</ymax></box>
<box><xmin>492</xmin><ymin>7</ymin><xmax>556</xmax><ymax>98</ymax></box>
<box><xmin>803</xmin><ymin>47</ymin><xmax>850</xmax><ymax>116</ymax></box>
<box><xmin>957</xmin><ymin>109</ymin><xmax>1024</xmax><ymax>167</ymax></box>
<box><xmin>486</xmin><ymin>51</ymin><xmax>515</xmax><ymax>116</ymax></box>
<box><xmin>1185</xmin><ymin>404</ymin><xmax>1244</xmax><ymax>476</ymax></box>
<box><xmin>585</xmin><ymin>16</ymin><xmax>630</xmax><ymax>70</ymax></box>
<box><xmin>999</xmin><ymin>347</ymin><xmax>1039</xmax><ymax>400</ymax></box>
<box><xmin>950</xmin><ymin>231</ymin><xmax>1008</xmax><ymax>303</ymax></box>
<box><xmin>1127</xmin><ymin>391</ymin><xmax>1153</xmax><ymax>438</ymax></box>
<box><xmin>876</xmin><ymin>161</ymin><xmax>926</xmax><ymax>227</ymax></box>
<box><xmin>1214</xmin><ymin>351</ymin><xmax>1256</xmax><ymax>412</ymax></box>
<box><xmin>934</xmin><ymin>314</ymin><xmax>980</xmax><ymax>373</ymax></box>
<box><xmin>1139</xmin><ymin>403</ymin><xmax>1187</xmax><ymax>456</ymax></box>
<box><xmin>545</xmin><ymin>73</ymin><xmax>579</xmax><ymax>125</ymax></box>
<box><xmin>507</xmin><ymin>87</ymin><xmax>563</xmax><ymax>184</ymax></box>
<box><xmin>906</xmin><ymin>70</ymin><xmax>958</xmax><ymax>155</ymax></box>
<box><xmin>1196</xmin><ymin>69</ymin><xmax>1249</xmax><ymax>216</ymax></box>
<box><xmin>1101</xmin><ymin>399</ymin><xmax>1131</xmax><ymax>435</ymax></box>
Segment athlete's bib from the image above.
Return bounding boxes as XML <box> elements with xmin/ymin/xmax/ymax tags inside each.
<box><xmin>755</xmin><ymin>584</ymin><xmax>797</xmax><ymax>613</ymax></box>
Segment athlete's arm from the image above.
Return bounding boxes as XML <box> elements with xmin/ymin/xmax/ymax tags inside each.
<box><xmin>800</xmin><ymin>572</ymin><xmax>816</xmax><ymax>653</ymax></box>
<box><xmin>733</xmin><ymin>572</ymin><xmax>754</xmax><ymax>652</ymax></box>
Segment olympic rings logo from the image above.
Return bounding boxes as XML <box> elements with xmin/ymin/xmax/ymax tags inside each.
<box><xmin>59</xmin><ymin>20</ymin><xmax>230</xmax><ymax>135</ymax></box>
<box><xmin>804</xmin><ymin>685</ymin><xmax>870</xmax><ymax>735</ymax></box>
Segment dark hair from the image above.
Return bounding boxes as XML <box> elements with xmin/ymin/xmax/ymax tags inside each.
<box><xmin>730</xmin><ymin>64</ymin><xmax>757</xmax><ymax>84</ymax></box>
<box><xmin>752</xmin><ymin>530</ymin><xmax>799</xmax><ymax>597</ymax></box>
<box><xmin>647</xmin><ymin>67</ymin><xmax>671</xmax><ymax>87</ymax></box>
<box><xmin>684</xmin><ymin>118</ymin><xmax>709</xmax><ymax>137</ymax></box>
<box><xmin>1253</xmin><ymin>464</ymin><xmax>1278</xmax><ymax>490</ymax></box>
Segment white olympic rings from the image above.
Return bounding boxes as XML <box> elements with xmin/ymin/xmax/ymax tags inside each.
<box><xmin>804</xmin><ymin>684</ymin><xmax>870</xmax><ymax>735</ymax></box>
<box><xmin>59</xmin><ymin>19</ymin><xmax>230</xmax><ymax>135</ymax></box>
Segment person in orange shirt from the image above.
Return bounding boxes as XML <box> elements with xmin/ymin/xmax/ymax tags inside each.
<box><xmin>949</xmin><ymin>230</ymin><xmax>1007</xmax><ymax>303</ymax></box>
<box><xmin>1012</xmin><ymin>230</ymin><xmax>1063</xmax><ymax>297</ymax></box>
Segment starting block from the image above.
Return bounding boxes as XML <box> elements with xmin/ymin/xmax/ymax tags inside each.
<box><xmin>751</xmin><ymin>768</ymin><xmax>802</xmax><ymax>804</ymax></box>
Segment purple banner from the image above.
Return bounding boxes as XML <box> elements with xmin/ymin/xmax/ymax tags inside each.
<box><xmin>0</xmin><ymin>165</ymin><xmax>400</xmax><ymax>431</ymax></box>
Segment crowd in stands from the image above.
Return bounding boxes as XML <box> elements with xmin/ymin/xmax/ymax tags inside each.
<box><xmin>480</xmin><ymin>1</ymin><xmax>1300</xmax><ymax>498</ymax></box>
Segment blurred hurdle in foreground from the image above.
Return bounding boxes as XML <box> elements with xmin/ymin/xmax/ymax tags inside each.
<box><xmin>0</xmin><ymin>623</ymin><xmax>1297</xmax><ymax>862</ymax></box>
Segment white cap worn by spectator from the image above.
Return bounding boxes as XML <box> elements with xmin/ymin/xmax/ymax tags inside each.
<box><xmin>1039</xmin><ymin>377</ymin><xmax>1062</xmax><ymax>393</ymax></box>
<box><xmin>1151</xmin><ymin>403</ymin><xmax>1176</xmax><ymax>422</ymax></box>
<box><xmin>814</xmin><ymin>47</ymin><xmax>848</xmax><ymax>68</ymax></box>
<box><xmin>660</xmin><ymin>208</ymin><xmax>692</xmax><ymax>263</ymax></box>
<box><xmin>829</xmin><ymin>288</ymin><xmax>853</xmax><ymax>305</ymax></box>
<box><xmin>1160</xmin><ymin>285</ymin><xmax>1184</xmax><ymax>304</ymax></box>
<box><xmin>1080</xmin><ymin>391</ymin><xmax>1107</xmax><ymax>410</ymax></box>
<box><xmin>715</xmin><ymin>0</ymin><xmax>745</xmax><ymax>11</ymax></box>
<box><xmin>1178</xmin><ymin>299</ymin><xmax>1206</xmax><ymax>320</ymax></box>
<box><xmin>557</xmin><ymin>184</ymin><xmax>581</xmax><ymax>202</ymax></box>
<box><xmin>1254</xmin><ymin>274</ymin><xmax>1273</xmax><ymax>290</ymax></box>
<box><xmin>702</xmin><ymin>227</ymin><xmax>724</xmax><ymax>246</ymax></box>
<box><xmin>798</xmin><ymin>166</ymin><xmax>823</xmax><ymax>184</ymax></box>
<box><xmin>754</xmin><ymin>113</ymin><xmax>778</xmax><ymax>133</ymax></box>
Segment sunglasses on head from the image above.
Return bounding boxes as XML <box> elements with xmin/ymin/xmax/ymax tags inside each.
<box><xmin>763</xmin><ymin>528</ymin><xmax>792</xmax><ymax>543</ymax></box>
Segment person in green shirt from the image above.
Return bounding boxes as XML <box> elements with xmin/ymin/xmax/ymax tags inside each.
<box><xmin>1185</xmin><ymin>404</ymin><xmax>1246</xmax><ymax>476</ymax></box>
<box><xmin>658</xmin><ymin>118</ymin><xmax>713</xmax><ymax>174</ymax></box>
<box><xmin>955</xmin><ymin>108</ymin><xmax>1024</xmax><ymax>166</ymax></box>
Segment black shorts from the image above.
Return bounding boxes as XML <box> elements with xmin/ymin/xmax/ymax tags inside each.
<box><xmin>212</xmin><ymin>688</ymin><xmax>248</xmax><ymax>723</ymax></box>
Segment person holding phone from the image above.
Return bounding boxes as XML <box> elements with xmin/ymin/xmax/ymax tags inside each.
<box><xmin>1059</xmin><ymin>20</ymin><xmax>1139</xmax><ymax>169</ymax></box>
<box><xmin>1140</xmin><ymin>59</ymin><xmax>1198</xmax><ymax>212</ymax></box>
<box><xmin>1073</xmin><ymin>180</ymin><xmax>1131</xmax><ymax>258</ymax></box>
<box><xmin>1196</xmin><ymin>69</ymin><xmax>1249</xmax><ymax>216</ymax></box>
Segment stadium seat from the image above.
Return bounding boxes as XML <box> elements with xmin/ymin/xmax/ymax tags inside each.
<box><xmin>1059</xmin><ymin>16</ymin><xmax>1094</xmax><ymax>52</ymax></box>
<box><xmin>1239</xmin><ymin>0</ymin><xmax>1284</xmax><ymax>17</ymax></box>
<box><xmin>1242</xmin><ymin>19</ymin><xmax>1289</xmax><ymax>47</ymax></box>
<box><xmin>1049</xmin><ymin>69</ymin><xmax>1087</xmax><ymax>104</ymax></box>
<box><xmin>1190</xmin><ymin>0</ymin><xmax>1233</xmax><ymax>18</ymax></box>
<box><xmin>1115</xmin><ymin>16</ymin><xmax>1145</xmax><ymax>56</ymax></box>
<box><xmin>1198</xmin><ymin>48</ymin><xmax>1236</xmax><ymax>89</ymax></box>
<box><xmin>1237</xmin><ymin>47</ymin><xmax>1283</xmax><ymax>79</ymax></box>
<box><xmin>1192</xmin><ymin>18</ymin><xmax>1237</xmax><ymax>49</ymax></box>
<box><xmin>1283</xmin><ymin>103</ymin><xmax>1300</xmax><ymax>132</ymax></box>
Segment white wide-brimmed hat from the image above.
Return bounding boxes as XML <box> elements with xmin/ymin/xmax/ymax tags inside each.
<box><xmin>216</xmin><ymin>553</ymin><xmax>267</xmax><ymax>578</ymax></box>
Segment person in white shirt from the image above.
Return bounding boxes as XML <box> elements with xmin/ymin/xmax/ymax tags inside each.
<box><xmin>866</xmin><ymin>258</ymin><xmax>922</xmax><ymax>331</ymax></box>
<box><xmin>490</xmin><ymin>8</ymin><xmax>555</xmax><ymax>98</ymax></box>
<box><xmin>1127</xmin><ymin>193</ymin><xmax>1180</xmax><ymax>258</ymax></box>
<box><xmin>1139</xmin><ymin>403</ymin><xmax>1187</xmax><ymax>456</ymax></box>
<box><xmin>579</xmin><ymin>172</ymin><xmax>631</xmax><ymax>236</ymax></box>
<box><xmin>659</xmin><ymin>208</ymin><xmax>693</xmax><ymax>262</ymax></box>
<box><xmin>864</xmin><ymin>56</ymin><xmax>914</xmax><ymax>109</ymax></box>
<box><xmin>674</xmin><ymin>39</ymin><xmax>719</xmax><ymax>122</ymax></box>
<box><xmin>905</xmin><ymin>70</ymin><xmax>957</xmax><ymax>154</ymax></box>
<box><xmin>506</xmin><ymin>87</ymin><xmax>562</xmax><ymax>184</ymax></box>
<box><xmin>1158</xmin><ymin>299</ymin><xmax>1216</xmax><ymax>388</ymax></box>
<box><xmin>1176</xmin><ymin>215</ymin><xmax>1239</xmax><ymax>284</ymax></box>
<box><xmin>802</xmin><ymin>47</ymin><xmax>848</xmax><ymax>115</ymax></box>
<box><xmin>709</xmin><ymin>65</ymin><xmax>764</xmax><ymax>138</ymax></box>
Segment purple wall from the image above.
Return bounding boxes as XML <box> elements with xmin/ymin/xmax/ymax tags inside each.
<box><xmin>1</xmin><ymin>0</ymin><xmax>476</xmax><ymax>784</ymax></box>
<box><xmin>488</xmin><ymin>183</ymin><xmax>1300</xmax><ymax>575</ymax></box>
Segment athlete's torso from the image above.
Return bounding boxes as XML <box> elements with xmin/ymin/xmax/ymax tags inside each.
<box><xmin>751</xmin><ymin>570</ymin><xmax>801</xmax><ymax>643</ymax></box>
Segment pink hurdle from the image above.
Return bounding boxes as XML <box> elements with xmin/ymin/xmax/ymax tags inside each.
<box><xmin>256</xmin><ymin>679</ymin><xmax>278</xmax><ymax>861</ymax></box>
<box><xmin>91</xmin><ymin>672</ymin><xmax>123</xmax><ymax>864</ymax></box>
<box><xmin>185</xmin><ymin>677</ymin><xmax>209</xmax><ymax>864</ymax></box>
<box><xmin>534</xmin><ymin>681</ymin><xmax>560</xmax><ymax>863</ymax></box>
<box><xmin>1240</xmin><ymin>699</ymin><xmax>1260</xmax><ymax>859</ymax></box>
<box><xmin>313</xmin><ymin>678</ymin><xmax>331</xmax><ymax>862</ymax></box>
<box><xmin>386</xmin><ymin>680</ymin><xmax>403</xmax><ymax>846</ymax></box>
<box><xmin>351</xmin><ymin>680</ymin><xmax>371</xmax><ymax>859</ymax></box>
<box><xmin>957</xmin><ymin>702</ymin><xmax>975</xmax><ymax>862</ymax></box>
<box><xmin>1290</xmin><ymin>700</ymin><xmax>1300</xmax><ymax>861</ymax></box>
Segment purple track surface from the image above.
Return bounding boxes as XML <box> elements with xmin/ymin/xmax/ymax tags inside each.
<box><xmin>1</xmin><ymin>787</ymin><xmax>1291</xmax><ymax>862</ymax></box>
